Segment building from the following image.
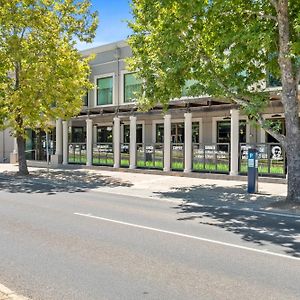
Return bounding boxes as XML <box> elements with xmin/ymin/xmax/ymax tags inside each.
<box><xmin>6</xmin><ymin>40</ymin><xmax>287</xmax><ymax>177</ymax></box>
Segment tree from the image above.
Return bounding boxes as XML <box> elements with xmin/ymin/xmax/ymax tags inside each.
<box><xmin>128</xmin><ymin>0</ymin><xmax>300</xmax><ymax>202</ymax></box>
<box><xmin>0</xmin><ymin>0</ymin><xmax>98</xmax><ymax>175</ymax></box>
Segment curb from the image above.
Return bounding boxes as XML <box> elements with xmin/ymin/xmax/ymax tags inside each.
<box><xmin>0</xmin><ymin>284</ymin><xmax>29</xmax><ymax>300</ymax></box>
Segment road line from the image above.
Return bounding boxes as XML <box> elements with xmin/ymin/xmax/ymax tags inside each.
<box><xmin>74</xmin><ymin>212</ymin><xmax>300</xmax><ymax>261</ymax></box>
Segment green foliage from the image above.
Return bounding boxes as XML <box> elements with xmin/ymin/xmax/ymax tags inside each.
<box><xmin>128</xmin><ymin>0</ymin><xmax>300</xmax><ymax>117</ymax></box>
<box><xmin>0</xmin><ymin>0</ymin><xmax>98</xmax><ymax>136</ymax></box>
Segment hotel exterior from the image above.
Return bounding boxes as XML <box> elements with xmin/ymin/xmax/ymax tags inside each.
<box><xmin>4</xmin><ymin>41</ymin><xmax>288</xmax><ymax>178</ymax></box>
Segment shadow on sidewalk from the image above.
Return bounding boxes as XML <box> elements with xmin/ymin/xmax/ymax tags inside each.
<box><xmin>0</xmin><ymin>170</ymin><xmax>132</xmax><ymax>194</ymax></box>
<box><xmin>156</xmin><ymin>184</ymin><xmax>300</xmax><ymax>258</ymax></box>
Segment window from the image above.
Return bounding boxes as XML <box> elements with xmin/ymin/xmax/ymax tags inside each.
<box><xmin>71</xmin><ymin>127</ymin><xmax>86</xmax><ymax>143</ymax></box>
<box><xmin>97</xmin><ymin>126</ymin><xmax>113</xmax><ymax>143</ymax></box>
<box><xmin>266</xmin><ymin>118</ymin><xmax>285</xmax><ymax>143</ymax></box>
<box><xmin>83</xmin><ymin>91</ymin><xmax>88</xmax><ymax>106</ymax></box>
<box><xmin>124</xmin><ymin>73</ymin><xmax>142</xmax><ymax>103</ymax></box>
<box><xmin>192</xmin><ymin>122</ymin><xmax>200</xmax><ymax>143</ymax></box>
<box><xmin>217</xmin><ymin>120</ymin><xmax>246</xmax><ymax>144</ymax></box>
<box><xmin>123</xmin><ymin>124</ymin><xmax>143</xmax><ymax>143</ymax></box>
<box><xmin>156</xmin><ymin>124</ymin><xmax>164</xmax><ymax>143</ymax></box>
<box><xmin>97</xmin><ymin>76</ymin><xmax>113</xmax><ymax>105</ymax></box>
<box><xmin>171</xmin><ymin>123</ymin><xmax>184</xmax><ymax>143</ymax></box>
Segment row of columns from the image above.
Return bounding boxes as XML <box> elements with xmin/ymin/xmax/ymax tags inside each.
<box><xmin>54</xmin><ymin>109</ymin><xmax>240</xmax><ymax>175</ymax></box>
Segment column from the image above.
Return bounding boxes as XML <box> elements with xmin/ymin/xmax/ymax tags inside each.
<box><xmin>163</xmin><ymin>114</ymin><xmax>171</xmax><ymax>172</ymax></box>
<box><xmin>62</xmin><ymin>120</ymin><xmax>69</xmax><ymax>165</ymax></box>
<box><xmin>10</xmin><ymin>137</ymin><xmax>18</xmax><ymax>164</ymax></box>
<box><xmin>86</xmin><ymin>119</ymin><xmax>93</xmax><ymax>166</ymax></box>
<box><xmin>56</xmin><ymin>118</ymin><xmax>63</xmax><ymax>156</ymax></box>
<box><xmin>129</xmin><ymin>116</ymin><xmax>137</xmax><ymax>169</ymax></box>
<box><xmin>230</xmin><ymin>109</ymin><xmax>239</xmax><ymax>176</ymax></box>
<box><xmin>113</xmin><ymin>116</ymin><xmax>121</xmax><ymax>168</ymax></box>
<box><xmin>184</xmin><ymin>112</ymin><xmax>192</xmax><ymax>173</ymax></box>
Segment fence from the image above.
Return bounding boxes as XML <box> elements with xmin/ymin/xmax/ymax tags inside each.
<box><xmin>171</xmin><ymin>143</ymin><xmax>184</xmax><ymax>171</ymax></box>
<box><xmin>239</xmin><ymin>143</ymin><xmax>286</xmax><ymax>176</ymax></box>
<box><xmin>136</xmin><ymin>143</ymin><xmax>164</xmax><ymax>169</ymax></box>
<box><xmin>92</xmin><ymin>143</ymin><xmax>114</xmax><ymax>166</ymax></box>
<box><xmin>120</xmin><ymin>143</ymin><xmax>130</xmax><ymax>167</ymax></box>
<box><xmin>192</xmin><ymin>143</ymin><xmax>230</xmax><ymax>173</ymax></box>
<box><xmin>68</xmin><ymin>143</ymin><xmax>87</xmax><ymax>164</ymax></box>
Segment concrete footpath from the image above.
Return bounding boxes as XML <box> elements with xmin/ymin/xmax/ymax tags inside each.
<box><xmin>0</xmin><ymin>163</ymin><xmax>294</xmax><ymax>299</ymax></box>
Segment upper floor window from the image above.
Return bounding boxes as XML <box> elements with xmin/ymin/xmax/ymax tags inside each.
<box><xmin>267</xmin><ymin>73</ymin><xmax>281</xmax><ymax>88</ymax></box>
<box><xmin>124</xmin><ymin>73</ymin><xmax>142</xmax><ymax>103</ymax></box>
<box><xmin>97</xmin><ymin>76</ymin><xmax>113</xmax><ymax>105</ymax></box>
<box><xmin>83</xmin><ymin>91</ymin><xmax>88</xmax><ymax>106</ymax></box>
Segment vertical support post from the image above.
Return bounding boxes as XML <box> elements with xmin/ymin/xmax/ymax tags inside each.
<box><xmin>129</xmin><ymin>116</ymin><xmax>137</xmax><ymax>169</ymax></box>
<box><xmin>10</xmin><ymin>137</ymin><xmax>18</xmax><ymax>164</ymax></box>
<box><xmin>184</xmin><ymin>112</ymin><xmax>192</xmax><ymax>173</ymax></box>
<box><xmin>163</xmin><ymin>114</ymin><xmax>171</xmax><ymax>172</ymax></box>
<box><xmin>113</xmin><ymin>116</ymin><xmax>121</xmax><ymax>168</ymax></box>
<box><xmin>86</xmin><ymin>118</ymin><xmax>93</xmax><ymax>166</ymax></box>
<box><xmin>56</xmin><ymin>118</ymin><xmax>63</xmax><ymax>156</ymax></box>
<box><xmin>230</xmin><ymin>109</ymin><xmax>239</xmax><ymax>176</ymax></box>
<box><xmin>62</xmin><ymin>120</ymin><xmax>68</xmax><ymax>165</ymax></box>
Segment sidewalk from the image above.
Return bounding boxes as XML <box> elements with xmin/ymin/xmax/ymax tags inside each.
<box><xmin>0</xmin><ymin>163</ymin><xmax>291</xmax><ymax>213</ymax></box>
<box><xmin>0</xmin><ymin>284</ymin><xmax>28</xmax><ymax>300</ymax></box>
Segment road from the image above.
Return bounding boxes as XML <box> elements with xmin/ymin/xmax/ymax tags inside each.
<box><xmin>0</xmin><ymin>186</ymin><xmax>300</xmax><ymax>299</ymax></box>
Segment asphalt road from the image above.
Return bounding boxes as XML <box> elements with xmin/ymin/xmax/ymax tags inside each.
<box><xmin>0</xmin><ymin>185</ymin><xmax>300</xmax><ymax>299</ymax></box>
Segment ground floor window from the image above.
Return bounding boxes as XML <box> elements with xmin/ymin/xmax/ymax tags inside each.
<box><xmin>217</xmin><ymin>120</ymin><xmax>246</xmax><ymax>144</ymax></box>
<box><xmin>97</xmin><ymin>126</ymin><xmax>113</xmax><ymax>143</ymax></box>
<box><xmin>171</xmin><ymin>123</ymin><xmax>184</xmax><ymax>143</ymax></box>
<box><xmin>123</xmin><ymin>124</ymin><xmax>143</xmax><ymax>143</ymax></box>
<box><xmin>71</xmin><ymin>127</ymin><xmax>86</xmax><ymax>143</ymax></box>
<box><xmin>266</xmin><ymin>118</ymin><xmax>285</xmax><ymax>143</ymax></box>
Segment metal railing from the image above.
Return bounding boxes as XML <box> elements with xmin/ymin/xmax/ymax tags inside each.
<box><xmin>92</xmin><ymin>143</ymin><xmax>114</xmax><ymax>166</ymax></box>
<box><xmin>68</xmin><ymin>143</ymin><xmax>87</xmax><ymax>164</ymax></box>
<box><xmin>120</xmin><ymin>143</ymin><xmax>130</xmax><ymax>167</ymax></box>
<box><xmin>171</xmin><ymin>143</ymin><xmax>184</xmax><ymax>171</ymax></box>
<box><xmin>136</xmin><ymin>143</ymin><xmax>164</xmax><ymax>169</ymax></box>
<box><xmin>192</xmin><ymin>143</ymin><xmax>230</xmax><ymax>173</ymax></box>
<box><xmin>239</xmin><ymin>143</ymin><xmax>286</xmax><ymax>176</ymax></box>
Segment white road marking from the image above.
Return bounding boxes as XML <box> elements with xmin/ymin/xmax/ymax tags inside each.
<box><xmin>74</xmin><ymin>212</ymin><xmax>300</xmax><ymax>261</ymax></box>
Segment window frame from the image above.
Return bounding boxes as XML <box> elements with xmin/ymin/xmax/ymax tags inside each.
<box><xmin>94</xmin><ymin>73</ymin><xmax>115</xmax><ymax>107</ymax></box>
<box><xmin>120</xmin><ymin>70</ymin><xmax>143</xmax><ymax>104</ymax></box>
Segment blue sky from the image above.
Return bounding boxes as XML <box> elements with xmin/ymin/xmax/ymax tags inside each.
<box><xmin>77</xmin><ymin>0</ymin><xmax>133</xmax><ymax>50</ymax></box>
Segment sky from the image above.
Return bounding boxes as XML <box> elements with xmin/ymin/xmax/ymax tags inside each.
<box><xmin>77</xmin><ymin>0</ymin><xmax>133</xmax><ymax>50</ymax></box>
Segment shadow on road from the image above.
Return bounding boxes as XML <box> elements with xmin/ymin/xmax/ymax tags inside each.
<box><xmin>0</xmin><ymin>170</ymin><xmax>133</xmax><ymax>194</ymax></box>
<box><xmin>156</xmin><ymin>184</ymin><xmax>300</xmax><ymax>258</ymax></box>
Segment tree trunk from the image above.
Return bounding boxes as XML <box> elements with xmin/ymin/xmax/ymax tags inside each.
<box><xmin>17</xmin><ymin>134</ymin><xmax>29</xmax><ymax>175</ymax></box>
<box><xmin>276</xmin><ymin>0</ymin><xmax>300</xmax><ymax>202</ymax></box>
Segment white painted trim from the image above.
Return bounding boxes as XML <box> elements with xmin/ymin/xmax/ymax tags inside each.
<box><xmin>119</xmin><ymin>70</ymin><xmax>139</xmax><ymax>105</ymax></box>
<box><xmin>94</xmin><ymin>73</ymin><xmax>115</xmax><ymax>108</ymax></box>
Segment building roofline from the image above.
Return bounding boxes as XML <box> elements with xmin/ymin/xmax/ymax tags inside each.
<box><xmin>80</xmin><ymin>40</ymin><xmax>128</xmax><ymax>56</ymax></box>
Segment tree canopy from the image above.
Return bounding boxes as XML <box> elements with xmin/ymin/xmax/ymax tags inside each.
<box><xmin>128</xmin><ymin>0</ymin><xmax>300</xmax><ymax>202</ymax></box>
<box><xmin>0</xmin><ymin>0</ymin><xmax>98</xmax><ymax>174</ymax></box>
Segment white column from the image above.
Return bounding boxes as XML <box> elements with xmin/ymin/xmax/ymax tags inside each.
<box><xmin>55</xmin><ymin>118</ymin><xmax>63</xmax><ymax>156</ymax></box>
<box><xmin>129</xmin><ymin>116</ymin><xmax>137</xmax><ymax>169</ymax></box>
<box><xmin>184</xmin><ymin>112</ymin><xmax>192</xmax><ymax>173</ymax></box>
<box><xmin>86</xmin><ymin>119</ymin><xmax>93</xmax><ymax>166</ymax></box>
<box><xmin>10</xmin><ymin>137</ymin><xmax>18</xmax><ymax>164</ymax></box>
<box><xmin>62</xmin><ymin>120</ymin><xmax>69</xmax><ymax>165</ymax></box>
<box><xmin>13</xmin><ymin>137</ymin><xmax>17</xmax><ymax>154</ymax></box>
<box><xmin>113</xmin><ymin>116</ymin><xmax>121</xmax><ymax>168</ymax></box>
<box><xmin>163</xmin><ymin>114</ymin><xmax>171</xmax><ymax>172</ymax></box>
<box><xmin>230</xmin><ymin>109</ymin><xmax>239</xmax><ymax>176</ymax></box>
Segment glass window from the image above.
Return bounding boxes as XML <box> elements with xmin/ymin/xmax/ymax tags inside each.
<box><xmin>266</xmin><ymin>118</ymin><xmax>285</xmax><ymax>143</ymax></box>
<box><xmin>192</xmin><ymin>122</ymin><xmax>200</xmax><ymax>143</ymax></box>
<box><xmin>156</xmin><ymin>124</ymin><xmax>164</xmax><ymax>143</ymax></box>
<box><xmin>71</xmin><ymin>127</ymin><xmax>86</xmax><ymax>143</ymax></box>
<box><xmin>171</xmin><ymin>123</ymin><xmax>184</xmax><ymax>143</ymax></box>
<box><xmin>83</xmin><ymin>91</ymin><xmax>88</xmax><ymax>106</ymax></box>
<box><xmin>97</xmin><ymin>126</ymin><xmax>113</xmax><ymax>143</ymax></box>
<box><xmin>217</xmin><ymin>120</ymin><xmax>247</xmax><ymax>144</ymax></box>
<box><xmin>97</xmin><ymin>76</ymin><xmax>113</xmax><ymax>105</ymax></box>
<box><xmin>123</xmin><ymin>124</ymin><xmax>143</xmax><ymax>143</ymax></box>
<box><xmin>124</xmin><ymin>73</ymin><xmax>142</xmax><ymax>103</ymax></box>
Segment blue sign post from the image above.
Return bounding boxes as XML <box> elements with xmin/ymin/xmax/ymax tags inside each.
<box><xmin>248</xmin><ymin>148</ymin><xmax>258</xmax><ymax>193</ymax></box>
